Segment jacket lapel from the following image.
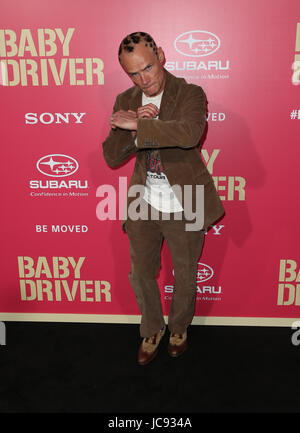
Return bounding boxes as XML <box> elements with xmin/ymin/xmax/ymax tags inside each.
<box><xmin>128</xmin><ymin>86</ymin><xmax>142</xmax><ymax>111</ymax></box>
<box><xmin>159</xmin><ymin>70</ymin><xmax>178</xmax><ymax>121</ymax></box>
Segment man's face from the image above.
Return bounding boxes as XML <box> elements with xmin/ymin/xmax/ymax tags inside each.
<box><xmin>119</xmin><ymin>43</ymin><xmax>166</xmax><ymax>97</ymax></box>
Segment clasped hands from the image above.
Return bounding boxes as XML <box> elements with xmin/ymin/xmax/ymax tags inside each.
<box><xmin>110</xmin><ymin>103</ymin><xmax>159</xmax><ymax>132</ymax></box>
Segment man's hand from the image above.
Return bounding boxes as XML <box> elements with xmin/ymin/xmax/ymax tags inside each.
<box><xmin>137</xmin><ymin>103</ymin><xmax>159</xmax><ymax>119</ymax></box>
<box><xmin>110</xmin><ymin>103</ymin><xmax>159</xmax><ymax>134</ymax></box>
<box><xmin>110</xmin><ymin>109</ymin><xmax>138</xmax><ymax>131</ymax></box>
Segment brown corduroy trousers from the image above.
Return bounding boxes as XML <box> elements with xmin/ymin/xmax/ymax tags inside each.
<box><xmin>124</xmin><ymin>200</ymin><xmax>205</xmax><ymax>338</ymax></box>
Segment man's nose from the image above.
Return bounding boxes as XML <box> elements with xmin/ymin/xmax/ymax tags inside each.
<box><xmin>140</xmin><ymin>72</ymin><xmax>149</xmax><ymax>85</ymax></box>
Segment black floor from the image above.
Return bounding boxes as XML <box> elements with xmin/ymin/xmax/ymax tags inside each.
<box><xmin>0</xmin><ymin>321</ymin><xmax>300</xmax><ymax>418</ymax></box>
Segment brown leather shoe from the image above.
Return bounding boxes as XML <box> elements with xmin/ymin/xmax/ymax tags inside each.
<box><xmin>138</xmin><ymin>326</ymin><xmax>166</xmax><ymax>365</ymax></box>
<box><xmin>168</xmin><ymin>332</ymin><xmax>187</xmax><ymax>357</ymax></box>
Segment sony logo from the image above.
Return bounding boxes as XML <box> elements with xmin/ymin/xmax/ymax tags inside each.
<box><xmin>25</xmin><ymin>112</ymin><xmax>86</xmax><ymax>124</ymax></box>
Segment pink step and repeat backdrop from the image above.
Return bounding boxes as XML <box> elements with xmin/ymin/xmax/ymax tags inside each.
<box><xmin>1</xmin><ymin>0</ymin><xmax>299</xmax><ymax>326</ymax></box>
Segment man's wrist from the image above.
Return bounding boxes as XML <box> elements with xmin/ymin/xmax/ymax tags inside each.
<box><xmin>132</xmin><ymin>119</ymin><xmax>138</xmax><ymax>131</ymax></box>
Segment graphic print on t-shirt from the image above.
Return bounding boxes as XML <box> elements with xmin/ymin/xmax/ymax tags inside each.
<box><xmin>146</xmin><ymin>149</ymin><xmax>165</xmax><ymax>178</ymax></box>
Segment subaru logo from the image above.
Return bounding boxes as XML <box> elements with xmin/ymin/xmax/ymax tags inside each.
<box><xmin>196</xmin><ymin>263</ymin><xmax>214</xmax><ymax>283</ymax></box>
<box><xmin>174</xmin><ymin>30</ymin><xmax>220</xmax><ymax>57</ymax></box>
<box><xmin>36</xmin><ymin>154</ymin><xmax>79</xmax><ymax>177</ymax></box>
<box><xmin>172</xmin><ymin>262</ymin><xmax>214</xmax><ymax>283</ymax></box>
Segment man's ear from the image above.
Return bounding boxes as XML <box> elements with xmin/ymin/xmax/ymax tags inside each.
<box><xmin>157</xmin><ymin>47</ymin><xmax>165</xmax><ymax>65</ymax></box>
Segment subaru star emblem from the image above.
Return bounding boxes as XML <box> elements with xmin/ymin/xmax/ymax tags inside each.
<box><xmin>36</xmin><ymin>154</ymin><xmax>79</xmax><ymax>177</ymax></box>
<box><xmin>174</xmin><ymin>30</ymin><xmax>220</xmax><ymax>57</ymax></box>
<box><xmin>196</xmin><ymin>263</ymin><xmax>214</xmax><ymax>283</ymax></box>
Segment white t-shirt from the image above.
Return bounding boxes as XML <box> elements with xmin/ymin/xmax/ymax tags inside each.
<box><xmin>135</xmin><ymin>91</ymin><xmax>183</xmax><ymax>213</ymax></box>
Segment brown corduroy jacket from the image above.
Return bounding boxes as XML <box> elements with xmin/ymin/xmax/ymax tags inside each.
<box><xmin>102</xmin><ymin>69</ymin><xmax>225</xmax><ymax>230</ymax></box>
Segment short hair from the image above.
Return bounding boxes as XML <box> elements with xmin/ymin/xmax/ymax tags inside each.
<box><xmin>118</xmin><ymin>32</ymin><xmax>158</xmax><ymax>61</ymax></box>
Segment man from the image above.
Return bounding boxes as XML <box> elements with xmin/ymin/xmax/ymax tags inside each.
<box><xmin>102</xmin><ymin>32</ymin><xmax>224</xmax><ymax>365</ymax></box>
